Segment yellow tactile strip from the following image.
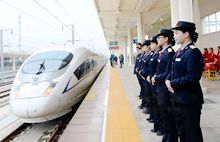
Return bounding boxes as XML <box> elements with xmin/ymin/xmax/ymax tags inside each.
<box><xmin>106</xmin><ymin>68</ymin><xmax>143</xmax><ymax>142</ymax></box>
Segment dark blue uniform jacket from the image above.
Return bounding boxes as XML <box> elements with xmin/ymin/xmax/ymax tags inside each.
<box><xmin>148</xmin><ymin>49</ymin><xmax>161</xmax><ymax>79</ymax></box>
<box><xmin>135</xmin><ymin>52</ymin><xmax>146</xmax><ymax>79</ymax></box>
<box><xmin>155</xmin><ymin>46</ymin><xmax>175</xmax><ymax>84</ymax></box>
<box><xmin>134</xmin><ymin>53</ymin><xmax>142</xmax><ymax>74</ymax></box>
<box><xmin>140</xmin><ymin>52</ymin><xmax>154</xmax><ymax>78</ymax></box>
<box><xmin>136</xmin><ymin>52</ymin><xmax>147</xmax><ymax>72</ymax></box>
<box><xmin>167</xmin><ymin>43</ymin><xmax>204</xmax><ymax>106</ymax></box>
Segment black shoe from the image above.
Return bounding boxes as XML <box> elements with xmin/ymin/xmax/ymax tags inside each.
<box><xmin>151</xmin><ymin>129</ymin><xmax>157</xmax><ymax>133</ymax></box>
<box><xmin>138</xmin><ymin>105</ymin><xmax>143</xmax><ymax>109</ymax></box>
<box><xmin>146</xmin><ymin>118</ymin><xmax>151</xmax><ymax>121</ymax></box>
<box><xmin>156</xmin><ymin>131</ymin><xmax>163</xmax><ymax>136</ymax></box>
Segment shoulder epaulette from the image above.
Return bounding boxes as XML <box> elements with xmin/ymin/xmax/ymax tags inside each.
<box><xmin>168</xmin><ymin>48</ymin><xmax>173</xmax><ymax>52</ymax></box>
<box><xmin>189</xmin><ymin>45</ymin><xmax>197</xmax><ymax>49</ymax></box>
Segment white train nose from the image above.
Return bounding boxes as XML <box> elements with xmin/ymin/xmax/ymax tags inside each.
<box><xmin>10</xmin><ymin>96</ymin><xmax>60</xmax><ymax>118</ymax></box>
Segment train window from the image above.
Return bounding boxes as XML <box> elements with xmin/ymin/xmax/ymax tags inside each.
<box><xmin>74</xmin><ymin>62</ymin><xmax>85</xmax><ymax>80</ymax></box>
<box><xmin>74</xmin><ymin>67</ymin><xmax>80</xmax><ymax>80</ymax></box>
<box><xmin>22</xmin><ymin>51</ymin><xmax>73</xmax><ymax>74</ymax></box>
<box><xmin>84</xmin><ymin>61</ymin><xmax>91</xmax><ymax>74</ymax></box>
<box><xmin>74</xmin><ymin>59</ymin><xmax>95</xmax><ymax>80</ymax></box>
<box><xmin>58</xmin><ymin>53</ymin><xmax>73</xmax><ymax>70</ymax></box>
<box><xmin>91</xmin><ymin>60</ymin><xmax>97</xmax><ymax>68</ymax></box>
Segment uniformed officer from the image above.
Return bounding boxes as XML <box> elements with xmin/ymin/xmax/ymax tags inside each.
<box><xmin>165</xmin><ymin>21</ymin><xmax>204</xmax><ymax>142</ymax></box>
<box><xmin>147</xmin><ymin>36</ymin><xmax>162</xmax><ymax>133</ymax></box>
<box><xmin>134</xmin><ymin>43</ymin><xmax>144</xmax><ymax>100</ymax></box>
<box><xmin>151</xmin><ymin>29</ymin><xmax>178</xmax><ymax>142</ymax></box>
<box><xmin>138</xmin><ymin>40</ymin><xmax>152</xmax><ymax>113</ymax></box>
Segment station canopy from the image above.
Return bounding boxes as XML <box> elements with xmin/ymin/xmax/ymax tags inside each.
<box><xmin>94</xmin><ymin>0</ymin><xmax>171</xmax><ymax>42</ymax></box>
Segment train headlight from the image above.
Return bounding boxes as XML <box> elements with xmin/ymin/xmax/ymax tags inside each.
<box><xmin>45</xmin><ymin>88</ymin><xmax>52</xmax><ymax>95</ymax></box>
<box><xmin>14</xmin><ymin>85</ymin><xmax>21</xmax><ymax>97</ymax></box>
<box><xmin>14</xmin><ymin>85</ymin><xmax>21</xmax><ymax>91</ymax></box>
<box><xmin>44</xmin><ymin>82</ymin><xmax>58</xmax><ymax>96</ymax></box>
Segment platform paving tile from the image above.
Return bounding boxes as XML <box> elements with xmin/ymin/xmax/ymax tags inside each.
<box><xmin>59</xmin><ymin>132</ymin><xmax>101</xmax><ymax>142</ymax></box>
<box><xmin>73</xmin><ymin>111</ymin><xmax>104</xmax><ymax>119</ymax></box>
<box><xmin>117</xmin><ymin>65</ymin><xmax>220</xmax><ymax>142</ymax></box>
<box><xmin>64</xmin><ymin>123</ymin><xmax>103</xmax><ymax>133</ymax></box>
<box><xmin>69</xmin><ymin>118</ymin><xmax>103</xmax><ymax>125</ymax></box>
<box><xmin>76</xmin><ymin>106</ymin><xmax>104</xmax><ymax>113</ymax></box>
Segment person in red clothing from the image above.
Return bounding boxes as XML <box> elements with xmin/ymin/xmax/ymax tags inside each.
<box><xmin>206</xmin><ymin>47</ymin><xmax>216</xmax><ymax>63</ymax></box>
<box><xmin>202</xmin><ymin>48</ymin><xmax>209</xmax><ymax>70</ymax></box>
<box><xmin>216</xmin><ymin>46</ymin><xmax>220</xmax><ymax>70</ymax></box>
<box><xmin>202</xmin><ymin>48</ymin><xmax>208</xmax><ymax>59</ymax></box>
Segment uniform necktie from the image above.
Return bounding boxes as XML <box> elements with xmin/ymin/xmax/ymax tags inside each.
<box><xmin>177</xmin><ymin>48</ymin><xmax>181</xmax><ymax>56</ymax></box>
<box><xmin>159</xmin><ymin>51</ymin><xmax>163</xmax><ymax>58</ymax></box>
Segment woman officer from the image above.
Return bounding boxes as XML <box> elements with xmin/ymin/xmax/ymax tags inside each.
<box><xmin>151</xmin><ymin>29</ymin><xmax>178</xmax><ymax>142</ymax></box>
<box><xmin>138</xmin><ymin>40</ymin><xmax>152</xmax><ymax>114</ymax></box>
<box><xmin>146</xmin><ymin>36</ymin><xmax>162</xmax><ymax>134</ymax></box>
<box><xmin>166</xmin><ymin>21</ymin><xmax>204</xmax><ymax>142</ymax></box>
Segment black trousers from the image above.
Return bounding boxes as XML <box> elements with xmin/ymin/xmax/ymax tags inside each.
<box><xmin>120</xmin><ymin>61</ymin><xmax>123</xmax><ymax>68</ymax></box>
<box><xmin>110</xmin><ymin>61</ymin><xmax>113</xmax><ymax>67</ymax></box>
<box><xmin>136</xmin><ymin>75</ymin><xmax>144</xmax><ymax>98</ymax></box>
<box><xmin>160</xmin><ymin>106</ymin><xmax>178</xmax><ymax>142</ymax></box>
<box><xmin>156</xmin><ymin>84</ymin><xmax>178</xmax><ymax>142</ymax></box>
<box><xmin>172</xmin><ymin>104</ymin><xmax>203</xmax><ymax>142</ymax></box>
<box><xmin>151</xmin><ymin>85</ymin><xmax>163</xmax><ymax>132</ymax></box>
<box><xmin>142</xmin><ymin>80</ymin><xmax>151</xmax><ymax>107</ymax></box>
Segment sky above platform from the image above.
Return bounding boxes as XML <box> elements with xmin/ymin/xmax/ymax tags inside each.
<box><xmin>0</xmin><ymin>0</ymin><xmax>108</xmax><ymax>56</ymax></box>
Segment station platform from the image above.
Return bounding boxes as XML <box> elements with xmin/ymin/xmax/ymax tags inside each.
<box><xmin>59</xmin><ymin>64</ymin><xmax>220</xmax><ymax>142</ymax></box>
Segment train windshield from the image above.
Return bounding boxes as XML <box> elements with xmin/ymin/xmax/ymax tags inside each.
<box><xmin>22</xmin><ymin>51</ymin><xmax>73</xmax><ymax>74</ymax></box>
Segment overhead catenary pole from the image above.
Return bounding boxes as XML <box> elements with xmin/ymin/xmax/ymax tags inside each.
<box><xmin>0</xmin><ymin>31</ymin><xmax>3</xmax><ymax>77</ymax></box>
<box><xmin>62</xmin><ymin>24</ymin><xmax>75</xmax><ymax>45</ymax></box>
<box><xmin>0</xmin><ymin>29</ymin><xmax>13</xmax><ymax>82</ymax></box>
<box><xmin>18</xmin><ymin>15</ymin><xmax>21</xmax><ymax>52</ymax></box>
<box><xmin>71</xmin><ymin>24</ymin><xmax>74</xmax><ymax>45</ymax></box>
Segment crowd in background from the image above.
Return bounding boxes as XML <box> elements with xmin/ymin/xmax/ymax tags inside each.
<box><xmin>202</xmin><ymin>46</ymin><xmax>220</xmax><ymax>71</ymax></box>
<box><xmin>110</xmin><ymin>54</ymin><xmax>124</xmax><ymax>68</ymax></box>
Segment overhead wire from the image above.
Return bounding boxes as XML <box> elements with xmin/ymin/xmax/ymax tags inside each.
<box><xmin>0</xmin><ymin>0</ymin><xmax>63</xmax><ymax>32</ymax></box>
<box><xmin>32</xmin><ymin>0</ymin><xmax>66</xmax><ymax>25</ymax></box>
<box><xmin>1</xmin><ymin>0</ymin><xmax>106</xmax><ymax>52</ymax></box>
<box><xmin>0</xmin><ymin>0</ymin><xmax>73</xmax><ymax>44</ymax></box>
<box><xmin>54</xmin><ymin>0</ymin><xmax>90</xmax><ymax>38</ymax></box>
<box><xmin>32</xmin><ymin>0</ymin><xmax>86</xmax><ymax>40</ymax></box>
<box><xmin>53</xmin><ymin>0</ymin><xmax>106</xmax><ymax>48</ymax></box>
<box><xmin>0</xmin><ymin>0</ymin><xmax>83</xmax><ymax>50</ymax></box>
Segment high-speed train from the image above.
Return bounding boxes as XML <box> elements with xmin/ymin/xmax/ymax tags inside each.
<box><xmin>9</xmin><ymin>46</ymin><xmax>107</xmax><ymax>123</ymax></box>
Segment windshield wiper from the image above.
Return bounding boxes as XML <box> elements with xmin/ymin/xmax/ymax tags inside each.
<box><xmin>36</xmin><ymin>60</ymin><xmax>45</xmax><ymax>75</ymax></box>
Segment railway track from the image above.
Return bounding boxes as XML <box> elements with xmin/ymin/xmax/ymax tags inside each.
<box><xmin>0</xmin><ymin>82</ymin><xmax>13</xmax><ymax>107</ymax></box>
<box><xmin>0</xmin><ymin>71</ymin><xmax>86</xmax><ymax>141</ymax></box>
<box><xmin>2</xmin><ymin>100</ymin><xmax>82</xmax><ymax>142</ymax></box>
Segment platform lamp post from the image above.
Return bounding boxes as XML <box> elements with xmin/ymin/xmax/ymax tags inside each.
<box><xmin>62</xmin><ymin>24</ymin><xmax>75</xmax><ymax>45</ymax></box>
<box><xmin>0</xmin><ymin>29</ymin><xmax>13</xmax><ymax>82</ymax></box>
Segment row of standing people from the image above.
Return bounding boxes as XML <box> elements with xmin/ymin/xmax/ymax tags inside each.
<box><xmin>202</xmin><ymin>47</ymin><xmax>220</xmax><ymax>70</ymax></box>
<box><xmin>134</xmin><ymin>21</ymin><xmax>204</xmax><ymax>142</ymax></box>
<box><xmin>110</xmin><ymin>54</ymin><xmax>124</xmax><ymax>68</ymax></box>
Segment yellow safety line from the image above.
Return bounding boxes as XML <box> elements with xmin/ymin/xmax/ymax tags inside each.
<box><xmin>106</xmin><ymin>68</ymin><xmax>143</xmax><ymax>142</ymax></box>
